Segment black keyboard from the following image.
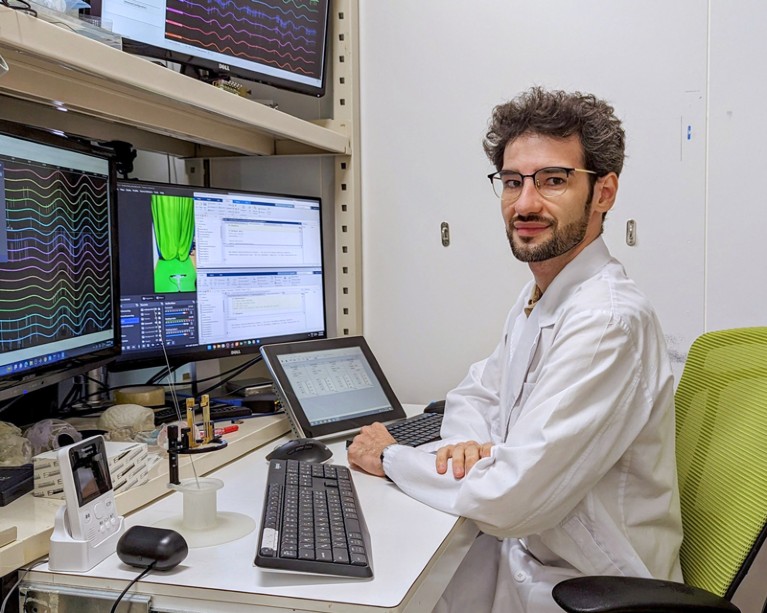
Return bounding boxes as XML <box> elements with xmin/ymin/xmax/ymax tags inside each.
<box><xmin>153</xmin><ymin>403</ymin><xmax>252</xmax><ymax>424</ymax></box>
<box><xmin>386</xmin><ymin>412</ymin><xmax>443</xmax><ymax>447</ymax></box>
<box><xmin>255</xmin><ymin>459</ymin><xmax>373</xmax><ymax>578</ymax></box>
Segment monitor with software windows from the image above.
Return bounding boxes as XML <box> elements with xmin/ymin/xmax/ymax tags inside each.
<box><xmin>0</xmin><ymin>121</ymin><xmax>120</xmax><ymax>404</ymax></box>
<box><xmin>111</xmin><ymin>179</ymin><xmax>326</xmax><ymax>370</ymax></box>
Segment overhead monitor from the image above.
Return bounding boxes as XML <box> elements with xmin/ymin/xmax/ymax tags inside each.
<box><xmin>91</xmin><ymin>0</ymin><xmax>331</xmax><ymax>96</ymax></box>
<box><xmin>0</xmin><ymin>121</ymin><xmax>120</xmax><ymax>403</ymax></box>
<box><xmin>112</xmin><ymin>179</ymin><xmax>326</xmax><ymax>370</ymax></box>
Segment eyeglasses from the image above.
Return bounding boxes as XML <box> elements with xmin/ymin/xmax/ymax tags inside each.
<box><xmin>487</xmin><ymin>167</ymin><xmax>597</xmax><ymax>202</ymax></box>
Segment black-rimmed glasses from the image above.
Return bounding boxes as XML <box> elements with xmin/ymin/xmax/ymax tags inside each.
<box><xmin>487</xmin><ymin>167</ymin><xmax>596</xmax><ymax>202</ymax></box>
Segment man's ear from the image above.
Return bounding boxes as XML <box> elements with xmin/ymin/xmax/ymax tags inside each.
<box><xmin>593</xmin><ymin>173</ymin><xmax>619</xmax><ymax>213</ymax></box>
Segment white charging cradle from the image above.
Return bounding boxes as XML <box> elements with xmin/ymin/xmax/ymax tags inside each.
<box><xmin>48</xmin><ymin>504</ymin><xmax>126</xmax><ymax>572</ymax></box>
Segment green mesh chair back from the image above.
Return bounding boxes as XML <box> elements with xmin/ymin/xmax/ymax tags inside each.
<box><xmin>675</xmin><ymin>327</ymin><xmax>767</xmax><ymax>599</ymax></box>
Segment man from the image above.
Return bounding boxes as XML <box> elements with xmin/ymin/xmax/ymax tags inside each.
<box><xmin>347</xmin><ymin>87</ymin><xmax>683</xmax><ymax>613</ymax></box>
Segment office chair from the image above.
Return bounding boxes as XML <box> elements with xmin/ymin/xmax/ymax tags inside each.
<box><xmin>553</xmin><ymin>327</ymin><xmax>767</xmax><ymax>613</ymax></box>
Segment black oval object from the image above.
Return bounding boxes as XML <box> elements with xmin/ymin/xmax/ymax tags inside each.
<box><xmin>116</xmin><ymin>526</ymin><xmax>188</xmax><ymax>570</ymax></box>
<box><xmin>266</xmin><ymin>438</ymin><xmax>333</xmax><ymax>463</ymax></box>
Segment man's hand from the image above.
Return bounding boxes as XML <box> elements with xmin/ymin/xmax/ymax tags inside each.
<box><xmin>347</xmin><ymin>422</ymin><xmax>397</xmax><ymax>477</ymax></box>
<box><xmin>435</xmin><ymin>441</ymin><xmax>493</xmax><ymax>479</ymax></box>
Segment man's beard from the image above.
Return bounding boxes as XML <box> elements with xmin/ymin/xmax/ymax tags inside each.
<box><xmin>507</xmin><ymin>199</ymin><xmax>591</xmax><ymax>263</ymax></box>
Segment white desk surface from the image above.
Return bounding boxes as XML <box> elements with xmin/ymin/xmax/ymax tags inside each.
<box><xmin>0</xmin><ymin>413</ymin><xmax>290</xmax><ymax>577</ymax></box>
<box><xmin>24</xmin><ymin>406</ymin><xmax>478</xmax><ymax>612</ymax></box>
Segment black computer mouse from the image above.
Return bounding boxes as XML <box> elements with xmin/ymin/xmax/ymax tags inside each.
<box><xmin>424</xmin><ymin>399</ymin><xmax>446</xmax><ymax>414</ymax></box>
<box><xmin>266</xmin><ymin>438</ymin><xmax>333</xmax><ymax>463</ymax></box>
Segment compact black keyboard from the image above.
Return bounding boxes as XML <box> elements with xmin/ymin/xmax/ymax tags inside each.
<box><xmin>386</xmin><ymin>411</ymin><xmax>443</xmax><ymax>447</ymax></box>
<box><xmin>153</xmin><ymin>403</ymin><xmax>252</xmax><ymax>424</ymax></box>
<box><xmin>255</xmin><ymin>459</ymin><xmax>373</xmax><ymax>578</ymax></box>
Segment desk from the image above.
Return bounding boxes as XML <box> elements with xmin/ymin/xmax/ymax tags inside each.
<box><xmin>0</xmin><ymin>414</ymin><xmax>290</xmax><ymax>577</ymax></box>
<box><xmin>21</xmin><ymin>409</ymin><xmax>478</xmax><ymax>612</ymax></box>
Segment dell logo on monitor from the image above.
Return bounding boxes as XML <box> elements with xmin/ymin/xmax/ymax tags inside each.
<box><xmin>230</xmin><ymin>349</ymin><xmax>242</xmax><ymax>356</ymax></box>
<box><xmin>218</xmin><ymin>63</ymin><xmax>231</xmax><ymax>71</ymax></box>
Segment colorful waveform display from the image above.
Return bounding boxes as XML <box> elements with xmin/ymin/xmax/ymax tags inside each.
<box><xmin>164</xmin><ymin>0</ymin><xmax>327</xmax><ymax>79</ymax></box>
<box><xmin>0</xmin><ymin>160</ymin><xmax>112</xmax><ymax>354</ymax></box>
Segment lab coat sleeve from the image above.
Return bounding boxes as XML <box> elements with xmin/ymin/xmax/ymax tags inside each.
<box><xmin>384</xmin><ymin>308</ymin><xmax>662</xmax><ymax>537</ymax></box>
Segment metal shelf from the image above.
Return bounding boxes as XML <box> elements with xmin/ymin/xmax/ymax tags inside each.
<box><xmin>0</xmin><ymin>6</ymin><xmax>349</xmax><ymax>157</ymax></box>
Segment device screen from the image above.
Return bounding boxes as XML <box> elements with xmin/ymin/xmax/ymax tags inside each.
<box><xmin>69</xmin><ymin>441</ymin><xmax>112</xmax><ymax>507</ymax></box>
<box><xmin>275</xmin><ymin>345</ymin><xmax>394</xmax><ymax>426</ymax></box>
<box><xmin>113</xmin><ymin>180</ymin><xmax>326</xmax><ymax>369</ymax></box>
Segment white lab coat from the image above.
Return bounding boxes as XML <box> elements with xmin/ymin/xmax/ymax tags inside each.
<box><xmin>383</xmin><ymin>238</ymin><xmax>683</xmax><ymax>613</ymax></box>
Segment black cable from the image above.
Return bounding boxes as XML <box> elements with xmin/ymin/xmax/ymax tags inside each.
<box><xmin>146</xmin><ymin>364</ymin><xmax>182</xmax><ymax>385</ymax></box>
<box><xmin>56</xmin><ymin>380</ymin><xmax>176</xmax><ymax>414</ymax></box>
<box><xmin>142</xmin><ymin>354</ymin><xmax>264</xmax><ymax>391</ymax></box>
<box><xmin>42</xmin><ymin>19</ymin><xmax>79</xmax><ymax>32</ymax></box>
<box><xmin>109</xmin><ymin>563</ymin><xmax>155</xmax><ymax>613</ymax></box>
<box><xmin>55</xmin><ymin>402</ymin><xmax>111</xmax><ymax>418</ymax></box>
<box><xmin>1</xmin><ymin>372</ymin><xmax>85</xmax><ymax>418</ymax></box>
<box><xmin>55</xmin><ymin>354</ymin><xmax>264</xmax><ymax>414</ymax></box>
<box><xmin>225</xmin><ymin>379</ymin><xmax>270</xmax><ymax>396</ymax></box>
<box><xmin>0</xmin><ymin>394</ymin><xmax>26</xmax><ymax>418</ymax></box>
<box><xmin>1</xmin><ymin>556</ymin><xmax>48</xmax><ymax>613</ymax></box>
<box><xmin>85</xmin><ymin>374</ymin><xmax>111</xmax><ymax>392</ymax></box>
<box><xmin>187</xmin><ymin>357</ymin><xmax>258</xmax><ymax>387</ymax></box>
<box><xmin>56</xmin><ymin>382</ymin><xmax>105</xmax><ymax>415</ymax></box>
<box><xmin>59</xmin><ymin>382</ymin><xmax>82</xmax><ymax>410</ymax></box>
<box><xmin>166</xmin><ymin>154</ymin><xmax>173</xmax><ymax>183</ymax></box>
<box><xmin>0</xmin><ymin>0</ymin><xmax>37</xmax><ymax>16</ymax></box>
<box><xmin>195</xmin><ymin>354</ymin><xmax>263</xmax><ymax>396</ymax></box>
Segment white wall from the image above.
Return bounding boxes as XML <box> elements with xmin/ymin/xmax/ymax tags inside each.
<box><xmin>707</xmin><ymin>0</ymin><xmax>767</xmax><ymax>331</ymax></box>
<box><xmin>706</xmin><ymin>12</ymin><xmax>767</xmax><ymax>606</ymax></box>
<box><xmin>359</xmin><ymin>1</ymin><xmax>708</xmax><ymax>403</ymax></box>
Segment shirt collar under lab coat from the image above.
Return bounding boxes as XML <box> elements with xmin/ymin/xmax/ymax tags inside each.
<box><xmin>527</xmin><ymin>237</ymin><xmax>614</xmax><ymax>327</ymax></box>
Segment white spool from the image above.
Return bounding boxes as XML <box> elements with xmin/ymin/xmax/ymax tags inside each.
<box><xmin>155</xmin><ymin>477</ymin><xmax>255</xmax><ymax>548</ymax></box>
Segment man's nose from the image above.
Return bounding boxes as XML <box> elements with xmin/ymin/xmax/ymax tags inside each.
<box><xmin>512</xmin><ymin>178</ymin><xmax>543</xmax><ymax>215</ymax></box>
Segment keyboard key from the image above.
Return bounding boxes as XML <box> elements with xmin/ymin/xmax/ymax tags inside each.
<box><xmin>351</xmin><ymin>553</ymin><xmax>368</xmax><ymax>566</ymax></box>
<box><xmin>333</xmin><ymin>548</ymin><xmax>350</xmax><ymax>564</ymax></box>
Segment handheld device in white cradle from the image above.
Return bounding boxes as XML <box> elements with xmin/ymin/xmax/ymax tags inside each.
<box><xmin>49</xmin><ymin>435</ymin><xmax>125</xmax><ymax>572</ymax></box>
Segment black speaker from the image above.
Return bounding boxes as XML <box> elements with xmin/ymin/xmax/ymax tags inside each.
<box><xmin>116</xmin><ymin>526</ymin><xmax>188</xmax><ymax>571</ymax></box>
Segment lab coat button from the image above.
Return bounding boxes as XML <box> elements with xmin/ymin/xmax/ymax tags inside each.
<box><xmin>513</xmin><ymin>570</ymin><xmax>527</xmax><ymax>582</ymax></box>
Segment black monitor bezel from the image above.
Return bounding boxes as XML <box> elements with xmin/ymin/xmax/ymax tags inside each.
<box><xmin>0</xmin><ymin>120</ymin><xmax>121</xmax><ymax>403</ymax></box>
<box><xmin>89</xmin><ymin>0</ymin><xmax>332</xmax><ymax>97</ymax></box>
<box><xmin>260</xmin><ymin>336</ymin><xmax>407</xmax><ymax>440</ymax></box>
<box><xmin>110</xmin><ymin>178</ymin><xmax>327</xmax><ymax>372</ymax></box>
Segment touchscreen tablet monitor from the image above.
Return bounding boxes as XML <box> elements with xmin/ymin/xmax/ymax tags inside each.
<box><xmin>260</xmin><ymin>336</ymin><xmax>407</xmax><ymax>440</ymax></box>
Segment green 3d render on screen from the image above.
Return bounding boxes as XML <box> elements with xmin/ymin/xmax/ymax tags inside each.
<box><xmin>151</xmin><ymin>194</ymin><xmax>197</xmax><ymax>293</ymax></box>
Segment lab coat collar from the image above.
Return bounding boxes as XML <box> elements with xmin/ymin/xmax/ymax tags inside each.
<box><xmin>533</xmin><ymin>237</ymin><xmax>613</xmax><ymax>326</ymax></box>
